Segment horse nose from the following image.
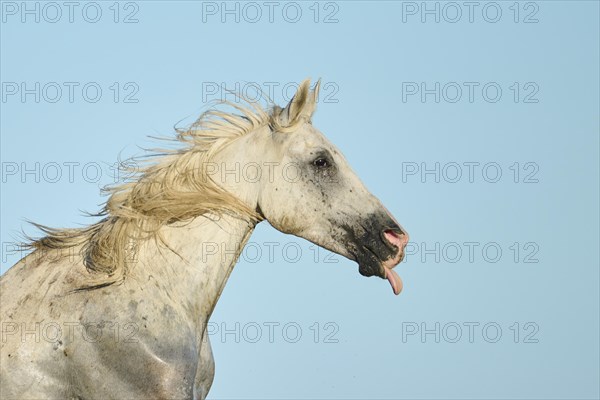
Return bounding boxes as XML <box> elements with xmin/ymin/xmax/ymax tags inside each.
<box><xmin>383</xmin><ymin>228</ymin><xmax>409</xmax><ymax>251</ymax></box>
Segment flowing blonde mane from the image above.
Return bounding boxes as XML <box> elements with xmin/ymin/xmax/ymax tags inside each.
<box><xmin>25</xmin><ymin>80</ymin><xmax>316</xmax><ymax>289</ymax></box>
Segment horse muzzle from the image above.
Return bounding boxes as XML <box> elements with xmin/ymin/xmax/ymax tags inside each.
<box><xmin>354</xmin><ymin>216</ymin><xmax>409</xmax><ymax>295</ymax></box>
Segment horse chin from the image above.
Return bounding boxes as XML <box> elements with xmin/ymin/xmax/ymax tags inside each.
<box><xmin>356</xmin><ymin>250</ymin><xmax>386</xmax><ymax>278</ymax></box>
<box><xmin>358</xmin><ymin>261</ymin><xmax>385</xmax><ymax>278</ymax></box>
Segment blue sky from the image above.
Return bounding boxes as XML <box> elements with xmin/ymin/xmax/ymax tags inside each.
<box><xmin>1</xmin><ymin>1</ymin><xmax>599</xmax><ymax>398</ymax></box>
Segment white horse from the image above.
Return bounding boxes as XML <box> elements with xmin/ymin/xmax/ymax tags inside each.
<box><xmin>0</xmin><ymin>79</ymin><xmax>409</xmax><ymax>399</ymax></box>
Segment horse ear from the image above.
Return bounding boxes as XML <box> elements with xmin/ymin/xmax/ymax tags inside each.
<box><xmin>312</xmin><ymin>79</ymin><xmax>321</xmax><ymax>107</ymax></box>
<box><xmin>278</xmin><ymin>78</ymin><xmax>320</xmax><ymax>128</ymax></box>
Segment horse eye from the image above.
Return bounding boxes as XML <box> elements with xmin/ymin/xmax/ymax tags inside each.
<box><xmin>313</xmin><ymin>158</ymin><xmax>330</xmax><ymax>168</ymax></box>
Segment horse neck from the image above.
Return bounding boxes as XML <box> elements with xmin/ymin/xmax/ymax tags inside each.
<box><xmin>129</xmin><ymin>129</ymin><xmax>267</xmax><ymax>324</ymax></box>
<box><xmin>134</xmin><ymin>213</ymin><xmax>256</xmax><ymax>324</ymax></box>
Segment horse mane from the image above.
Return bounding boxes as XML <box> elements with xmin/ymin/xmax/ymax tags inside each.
<box><xmin>23</xmin><ymin>80</ymin><xmax>315</xmax><ymax>289</ymax></box>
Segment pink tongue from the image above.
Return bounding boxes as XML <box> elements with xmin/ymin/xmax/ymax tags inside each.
<box><xmin>385</xmin><ymin>268</ymin><xmax>403</xmax><ymax>295</ymax></box>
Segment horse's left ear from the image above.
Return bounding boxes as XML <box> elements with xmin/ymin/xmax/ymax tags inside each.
<box><xmin>277</xmin><ymin>78</ymin><xmax>320</xmax><ymax>129</ymax></box>
<box><xmin>310</xmin><ymin>79</ymin><xmax>321</xmax><ymax>119</ymax></box>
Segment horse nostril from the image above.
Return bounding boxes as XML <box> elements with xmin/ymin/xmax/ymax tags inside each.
<box><xmin>383</xmin><ymin>229</ymin><xmax>409</xmax><ymax>250</ymax></box>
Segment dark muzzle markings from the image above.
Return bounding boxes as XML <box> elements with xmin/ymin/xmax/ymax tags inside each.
<box><xmin>340</xmin><ymin>212</ymin><xmax>409</xmax><ymax>295</ymax></box>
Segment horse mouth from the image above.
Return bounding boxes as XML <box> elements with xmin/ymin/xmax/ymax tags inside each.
<box><xmin>358</xmin><ymin>248</ymin><xmax>405</xmax><ymax>296</ymax></box>
<box><xmin>338</xmin><ymin>216</ymin><xmax>408</xmax><ymax>295</ymax></box>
